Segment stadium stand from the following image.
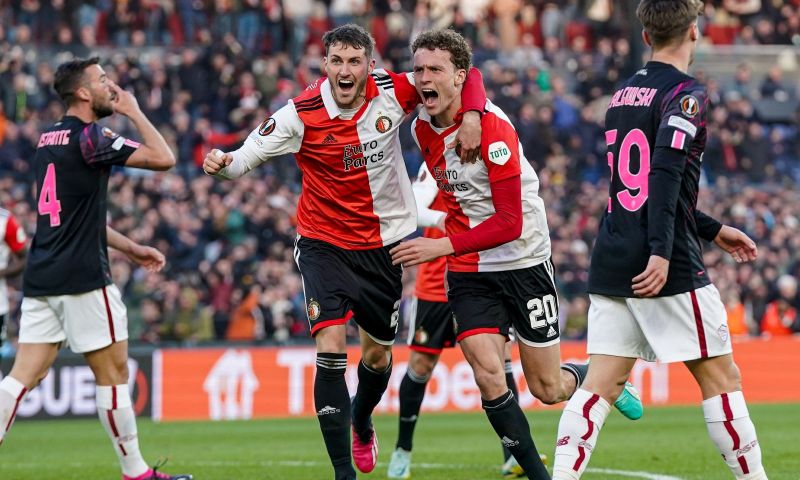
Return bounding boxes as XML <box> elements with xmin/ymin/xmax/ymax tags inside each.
<box><xmin>0</xmin><ymin>0</ymin><xmax>799</xmax><ymax>346</ymax></box>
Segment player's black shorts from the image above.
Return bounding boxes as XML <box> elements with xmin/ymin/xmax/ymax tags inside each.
<box><xmin>294</xmin><ymin>236</ymin><xmax>402</xmax><ymax>344</ymax></box>
<box><xmin>408</xmin><ymin>298</ymin><xmax>455</xmax><ymax>354</ymax></box>
<box><xmin>447</xmin><ymin>259</ymin><xmax>561</xmax><ymax>347</ymax></box>
<box><xmin>0</xmin><ymin>313</ymin><xmax>5</xmax><ymax>347</ymax></box>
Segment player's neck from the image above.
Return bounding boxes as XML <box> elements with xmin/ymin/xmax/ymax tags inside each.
<box><xmin>432</xmin><ymin>99</ymin><xmax>462</xmax><ymax>129</ymax></box>
<box><xmin>650</xmin><ymin>48</ymin><xmax>691</xmax><ymax>74</ymax></box>
<box><xmin>66</xmin><ymin>105</ymin><xmax>98</xmax><ymax>124</ymax></box>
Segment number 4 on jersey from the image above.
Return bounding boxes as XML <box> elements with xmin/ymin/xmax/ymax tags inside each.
<box><xmin>38</xmin><ymin>163</ymin><xmax>62</xmax><ymax>227</ymax></box>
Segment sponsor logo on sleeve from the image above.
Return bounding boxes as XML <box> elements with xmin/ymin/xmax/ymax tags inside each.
<box><xmin>487</xmin><ymin>141</ymin><xmax>512</xmax><ymax>165</ymax></box>
<box><xmin>667</xmin><ymin>115</ymin><xmax>698</xmax><ymax>137</ymax></box>
<box><xmin>111</xmin><ymin>136</ymin><xmax>126</xmax><ymax>151</ymax></box>
<box><xmin>258</xmin><ymin>117</ymin><xmax>276</xmax><ymax>136</ymax></box>
<box><xmin>679</xmin><ymin>95</ymin><xmax>699</xmax><ymax>118</ymax></box>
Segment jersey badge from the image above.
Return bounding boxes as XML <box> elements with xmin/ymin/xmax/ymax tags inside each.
<box><xmin>258</xmin><ymin>117</ymin><xmax>276</xmax><ymax>136</ymax></box>
<box><xmin>414</xmin><ymin>327</ymin><xmax>429</xmax><ymax>345</ymax></box>
<box><xmin>679</xmin><ymin>95</ymin><xmax>699</xmax><ymax>118</ymax></box>
<box><xmin>307</xmin><ymin>299</ymin><xmax>321</xmax><ymax>321</ymax></box>
<box><xmin>636</xmin><ymin>69</ymin><xmax>648</xmax><ymax>76</ymax></box>
<box><xmin>375</xmin><ymin>114</ymin><xmax>393</xmax><ymax>133</ymax></box>
<box><xmin>717</xmin><ymin>324</ymin><xmax>729</xmax><ymax>343</ymax></box>
<box><xmin>487</xmin><ymin>141</ymin><xmax>512</xmax><ymax>165</ymax></box>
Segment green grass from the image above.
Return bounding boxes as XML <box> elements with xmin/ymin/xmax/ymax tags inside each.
<box><xmin>0</xmin><ymin>404</ymin><xmax>798</xmax><ymax>479</ymax></box>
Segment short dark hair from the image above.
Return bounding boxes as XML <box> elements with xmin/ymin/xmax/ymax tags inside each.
<box><xmin>636</xmin><ymin>0</ymin><xmax>703</xmax><ymax>49</ymax></box>
<box><xmin>54</xmin><ymin>57</ymin><xmax>101</xmax><ymax>105</ymax></box>
<box><xmin>323</xmin><ymin>24</ymin><xmax>374</xmax><ymax>59</ymax></box>
<box><xmin>411</xmin><ymin>29</ymin><xmax>472</xmax><ymax>71</ymax></box>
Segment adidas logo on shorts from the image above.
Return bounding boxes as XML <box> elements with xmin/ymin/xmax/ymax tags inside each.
<box><xmin>547</xmin><ymin>326</ymin><xmax>557</xmax><ymax>338</ymax></box>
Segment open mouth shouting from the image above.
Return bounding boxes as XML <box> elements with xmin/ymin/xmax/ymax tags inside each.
<box><xmin>338</xmin><ymin>78</ymin><xmax>356</xmax><ymax>95</ymax></box>
<box><xmin>421</xmin><ymin>88</ymin><xmax>439</xmax><ymax>108</ymax></box>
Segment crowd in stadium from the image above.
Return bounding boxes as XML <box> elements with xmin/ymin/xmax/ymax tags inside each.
<box><xmin>1</xmin><ymin>0</ymin><xmax>799</xmax><ymax>345</ymax></box>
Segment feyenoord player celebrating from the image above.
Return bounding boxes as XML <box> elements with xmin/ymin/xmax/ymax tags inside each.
<box><xmin>550</xmin><ymin>2</ymin><xmax>767</xmax><ymax>479</ymax></box>
<box><xmin>387</xmin><ymin>163</ymin><xmax>538</xmax><ymax>479</ymax></box>
<box><xmin>390</xmin><ymin>29</ymin><xmax>642</xmax><ymax>480</ymax></box>
<box><xmin>202</xmin><ymin>24</ymin><xmax>487</xmax><ymax>480</ymax></box>
<box><xmin>0</xmin><ymin>58</ymin><xmax>191</xmax><ymax>479</ymax></box>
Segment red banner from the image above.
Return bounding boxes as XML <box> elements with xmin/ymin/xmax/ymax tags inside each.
<box><xmin>152</xmin><ymin>337</ymin><xmax>800</xmax><ymax>421</ymax></box>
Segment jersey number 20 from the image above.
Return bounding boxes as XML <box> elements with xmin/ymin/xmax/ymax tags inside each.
<box><xmin>605</xmin><ymin>129</ymin><xmax>650</xmax><ymax>212</ymax></box>
<box><xmin>38</xmin><ymin>163</ymin><xmax>62</xmax><ymax>227</ymax></box>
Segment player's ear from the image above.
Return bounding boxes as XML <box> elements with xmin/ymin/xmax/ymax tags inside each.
<box><xmin>74</xmin><ymin>85</ymin><xmax>92</xmax><ymax>102</ymax></box>
<box><xmin>689</xmin><ymin>22</ymin><xmax>699</xmax><ymax>42</ymax></box>
<box><xmin>642</xmin><ymin>29</ymin><xmax>652</xmax><ymax>48</ymax></box>
<box><xmin>368</xmin><ymin>58</ymin><xmax>376</xmax><ymax>75</ymax></box>
<box><xmin>454</xmin><ymin>68</ymin><xmax>467</xmax><ymax>87</ymax></box>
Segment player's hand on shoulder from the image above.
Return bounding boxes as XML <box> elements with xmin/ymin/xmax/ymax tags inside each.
<box><xmin>126</xmin><ymin>244</ymin><xmax>166</xmax><ymax>273</ymax></box>
<box><xmin>390</xmin><ymin>237</ymin><xmax>454</xmax><ymax>267</ymax></box>
<box><xmin>714</xmin><ymin>225</ymin><xmax>757</xmax><ymax>263</ymax></box>
<box><xmin>203</xmin><ymin>149</ymin><xmax>233</xmax><ymax>175</ymax></box>
<box><xmin>450</xmin><ymin>110</ymin><xmax>482</xmax><ymax>164</ymax></box>
<box><xmin>109</xmin><ymin>82</ymin><xmax>141</xmax><ymax>117</ymax></box>
<box><xmin>632</xmin><ymin>255</ymin><xmax>669</xmax><ymax>297</ymax></box>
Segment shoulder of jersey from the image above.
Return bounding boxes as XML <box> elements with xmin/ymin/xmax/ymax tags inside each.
<box><xmin>371</xmin><ymin>69</ymin><xmax>395</xmax><ymax>91</ymax></box>
<box><xmin>292</xmin><ymin>81</ymin><xmax>324</xmax><ymax>113</ymax></box>
<box><xmin>483</xmin><ymin>102</ymin><xmax>514</xmax><ymax>129</ymax></box>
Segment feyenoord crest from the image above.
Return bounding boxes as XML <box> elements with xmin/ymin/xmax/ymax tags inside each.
<box><xmin>307</xmin><ymin>299</ymin><xmax>321</xmax><ymax>321</ymax></box>
<box><xmin>258</xmin><ymin>117</ymin><xmax>276</xmax><ymax>136</ymax></box>
<box><xmin>375</xmin><ymin>115</ymin><xmax>392</xmax><ymax>133</ymax></box>
<box><xmin>679</xmin><ymin>95</ymin><xmax>699</xmax><ymax>118</ymax></box>
<box><xmin>414</xmin><ymin>327</ymin><xmax>429</xmax><ymax>345</ymax></box>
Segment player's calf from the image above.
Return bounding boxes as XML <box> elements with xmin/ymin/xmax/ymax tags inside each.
<box><xmin>0</xmin><ymin>376</ymin><xmax>27</xmax><ymax>445</ymax></box>
<box><xmin>552</xmin><ymin>389</ymin><xmax>612</xmax><ymax>480</ymax></box>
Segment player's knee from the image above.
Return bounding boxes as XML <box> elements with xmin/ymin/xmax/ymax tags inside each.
<box><xmin>528</xmin><ymin>377</ymin><xmax>565</xmax><ymax>405</ymax></box>
<box><xmin>362</xmin><ymin>345</ymin><xmax>391</xmax><ymax>371</ymax></box>
<box><xmin>409</xmin><ymin>352</ymin><xmax>437</xmax><ymax>377</ymax></box>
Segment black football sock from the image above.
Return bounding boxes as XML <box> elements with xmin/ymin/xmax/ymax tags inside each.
<box><xmin>483</xmin><ymin>390</ymin><xmax>550</xmax><ymax>480</ymax></box>
<box><xmin>561</xmin><ymin>362</ymin><xmax>589</xmax><ymax>396</ymax></box>
<box><xmin>396</xmin><ymin>367</ymin><xmax>430</xmax><ymax>451</ymax></box>
<box><xmin>502</xmin><ymin>359</ymin><xmax>518</xmax><ymax>462</ymax></box>
<box><xmin>315</xmin><ymin>353</ymin><xmax>356</xmax><ymax>480</ymax></box>
<box><xmin>352</xmin><ymin>357</ymin><xmax>392</xmax><ymax>442</ymax></box>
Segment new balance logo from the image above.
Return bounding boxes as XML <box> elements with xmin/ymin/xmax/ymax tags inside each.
<box><xmin>501</xmin><ymin>436</ymin><xmax>519</xmax><ymax>448</ymax></box>
<box><xmin>317</xmin><ymin>405</ymin><xmax>341</xmax><ymax>416</ymax></box>
<box><xmin>322</xmin><ymin>133</ymin><xmax>337</xmax><ymax>144</ymax></box>
<box><xmin>547</xmin><ymin>326</ymin><xmax>557</xmax><ymax>338</ymax></box>
<box><xmin>557</xmin><ymin>435</ymin><xmax>570</xmax><ymax>447</ymax></box>
<box><xmin>400</xmin><ymin>415</ymin><xmax>418</xmax><ymax>422</ymax></box>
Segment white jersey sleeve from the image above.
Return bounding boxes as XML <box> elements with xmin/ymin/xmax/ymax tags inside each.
<box><xmin>413</xmin><ymin>161</ymin><xmax>446</xmax><ymax>229</ymax></box>
<box><xmin>218</xmin><ymin>102</ymin><xmax>305</xmax><ymax>179</ymax></box>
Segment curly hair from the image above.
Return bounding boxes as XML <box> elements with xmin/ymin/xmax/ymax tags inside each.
<box><xmin>411</xmin><ymin>29</ymin><xmax>472</xmax><ymax>71</ymax></box>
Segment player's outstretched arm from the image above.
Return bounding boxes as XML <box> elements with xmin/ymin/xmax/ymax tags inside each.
<box><xmin>106</xmin><ymin>226</ymin><xmax>166</xmax><ymax>273</ymax></box>
<box><xmin>205</xmin><ymin>103</ymin><xmax>304</xmax><ymax>179</ymax></box>
<box><xmin>110</xmin><ymin>83</ymin><xmax>175</xmax><ymax>171</ymax></box>
<box><xmin>412</xmin><ymin>163</ymin><xmax>446</xmax><ymax>231</ymax></box>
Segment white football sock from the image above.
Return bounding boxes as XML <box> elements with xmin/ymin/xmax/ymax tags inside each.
<box><xmin>96</xmin><ymin>384</ymin><xmax>150</xmax><ymax>477</ymax></box>
<box><xmin>0</xmin><ymin>376</ymin><xmax>28</xmax><ymax>445</ymax></box>
<box><xmin>552</xmin><ymin>388</ymin><xmax>611</xmax><ymax>480</ymax></box>
<box><xmin>703</xmin><ymin>391</ymin><xmax>767</xmax><ymax>479</ymax></box>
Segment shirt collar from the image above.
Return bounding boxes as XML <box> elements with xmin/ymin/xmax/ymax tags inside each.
<box><xmin>320</xmin><ymin>75</ymin><xmax>379</xmax><ymax>120</ymax></box>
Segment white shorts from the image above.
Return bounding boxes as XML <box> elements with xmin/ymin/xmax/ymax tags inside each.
<box><xmin>587</xmin><ymin>284</ymin><xmax>732</xmax><ymax>363</ymax></box>
<box><xmin>18</xmin><ymin>285</ymin><xmax>129</xmax><ymax>353</ymax></box>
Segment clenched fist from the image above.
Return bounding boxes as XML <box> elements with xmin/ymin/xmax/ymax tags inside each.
<box><xmin>203</xmin><ymin>148</ymin><xmax>233</xmax><ymax>175</ymax></box>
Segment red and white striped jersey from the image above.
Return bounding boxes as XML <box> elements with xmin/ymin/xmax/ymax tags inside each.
<box><xmin>411</xmin><ymin>101</ymin><xmax>551</xmax><ymax>272</ymax></box>
<box><xmin>412</xmin><ymin>163</ymin><xmax>448</xmax><ymax>303</ymax></box>
<box><xmin>229</xmin><ymin>69</ymin><xmax>420</xmax><ymax>250</ymax></box>
<box><xmin>0</xmin><ymin>208</ymin><xmax>27</xmax><ymax>314</ymax></box>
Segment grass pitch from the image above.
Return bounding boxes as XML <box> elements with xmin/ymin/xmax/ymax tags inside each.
<box><xmin>0</xmin><ymin>404</ymin><xmax>798</xmax><ymax>479</ymax></box>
